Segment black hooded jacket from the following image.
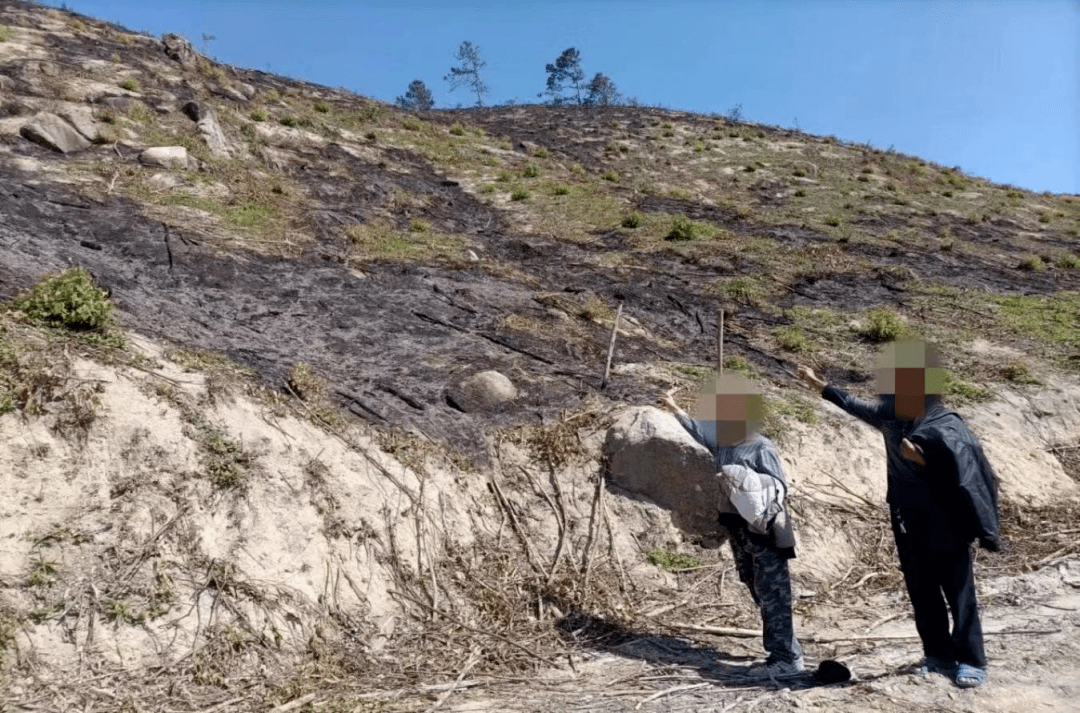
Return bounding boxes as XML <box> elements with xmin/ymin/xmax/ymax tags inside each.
<box><xmin>822</xmin><ymin>386</ymin><xmax>1000</xmax><ymax>550</ymax></box>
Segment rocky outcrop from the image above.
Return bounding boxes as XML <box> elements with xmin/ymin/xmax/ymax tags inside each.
<box><xmin>197</xmin><ymin>109</ymin><xmax>230</xmax><ymax>158</ymax></box>
<box><xmin>19</xmin><ymin>112</ymin><xmax>92</xmax><ymax>153</ymax></box>
<box><xmin>604</xmin><ymin>406</ymin><xmax>719</xmax><ymax>539</ymax></box>
<box><xmin>162</xmin><ymin>33</ymin><xmax>197</xmax><ymax>67</ymax></box>
<box><xmin>139</xmin><ymin>146</ymin><xmax>190</xmax><ymax>169</ymax></box>
<box><xmin>448</xmin><ymin>371</ymin><xmax>517</xmax><ymax>412</ymax></box>
<box><xmin>56</xmin><ymin>105</ymin><xmax>100</xmax><ymax>143</ymax></box>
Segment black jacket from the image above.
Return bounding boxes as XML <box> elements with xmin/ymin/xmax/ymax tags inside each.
<box><xmin>822</xmin><ymin>386</ymin><xmax>1000</xmax><ymax>550</ymax></box>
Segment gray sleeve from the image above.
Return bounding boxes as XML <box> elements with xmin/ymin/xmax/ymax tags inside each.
<box><xmin>675</xmin><ymin>411</ymin><xmax>716</xmax><ymax>456</ymax></box>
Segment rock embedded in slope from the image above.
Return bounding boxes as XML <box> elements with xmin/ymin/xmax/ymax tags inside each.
<box><xmin>161</xmin><ymin>33</ymin><xmax>197</xmax><ymax>67</ymax></box>
<box><xmin>448</xmin><ymin>371</ymin><xmax>518</xmax><ymax>412</ymax></box>
<box><xmin>603</xmin><ymin>406</ymin><xmax>720</xmax><ymax>539</ymax></box>
<box><xmin>196</xmin><ymin>108</ymin><xmax>230</xmax><ymax>158</ymax></box>
<box><xmin>19</xmin><ymin>112</ymin><xmax>92</xmax><ymax>153</ymax></box>
<box><xmin>139</xmin><ymin>146</ymin><xmax>190</xmax><ymax>169</ymax></box>
<box><xmin>56</xmin><ymin>105</ymin><xmax>100</xmax><ymax>143</ymax></box>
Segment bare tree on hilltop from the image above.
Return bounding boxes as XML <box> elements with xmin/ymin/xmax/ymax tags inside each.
<box><xmin>585</xmin><ymin>72</ymin><xmax>622</xmax><ymax>106</ymax></box>
<box><xmin>544</xmin><ymin>47</ymin><xmax>586</xmax><ymax>104</ymax></box>
<box><xmin>396</xmin><ymin>79</ymin><xmax>435</xmax><ymax>111</ymax></box>
<box><xmin>444</xmin><ymin>41</ymin><xmax>489</xmax><ymax>108</ymax></box>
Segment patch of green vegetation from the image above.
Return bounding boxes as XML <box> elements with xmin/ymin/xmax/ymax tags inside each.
<box><xmin>768</xmin><ymin>393</ymin><xmax>819</xmax><ymax>425</ymax></box>
<box><xmin>13</xmin><ymin>267</ymin><xmax>114</xmax><ymax>332</ymax></box>
<box><xmin>203</xmin><ymin>425</ymin><xmax>251</xmax><ymax>489</ymax></box>
<box><xmin>794</xmin><ymin>188</ymin><xmax>806</xmax><ymax>197</ymax></box>
<box><xmin>0</xmin><ymin>25</ymin><xmax>12</xmax><ymax>42</ymax></box>
<box><xmin>313</xmin><ymin>101</ymin><xmax>330</xmax><ymax>114</ymax></box>
<box><xmin>601</xmin><ymin>169</ymin><xmax>620</xmax><ymax>182</ymax></box>
<box><xmin>1058</xmin><ymin>254</ymin><xmax>1080</xmax><ymax>269</ymax></box>
<box><xmin>570</xmin><ymin>163</ymin><xmax>585</xmax><ymax>175</ymax></box>
<box><xmin>409</xmin><ymin>218</ymin><xmax>429</xmax><ymax>233</ymax></box>
<box><xmin>27</xmin><ymin>553</ymin><xmax>59</xmax><ymax>587</ymax></box>
<box><xmin>859</xmin><ymin>307</ymin><xmax>908</xmax><ymax>343</ymax></box>
<box><xmin>250</xmin><ymin>108</ymin><xmax>267</xmax><ymax>122</ymax></box>
<box><xmin>553</xmin><ymin>184</ymin><xmax>571</xmax><ymax>196</ymax></box>
<box><xmin>996</xmin><ymin>292</ymin><xmax>1080</xmax><ymax>353</ymax></box>
<box><xmin>1018</xmin><ymin>255</ymin><xmax>1046</xmax><ymax>272</ymax></box>
<box><xmin>346</xmin><ymin>221</ymin><xmax>466</xmax><ymax>262</ymax></box>
<box><xmin>522</xmin><ymin>164</ymin><xmax>540</xmax><ymax>178</ymax></box>
<box><xmin>720</xmin><ymin>277</ymin><xmax>764</xmax><ymax>305</ymax></box>
<box><xmin>774</xmin><ymin>326</ymin><xmax>811</xmax><ymax>353</ymax></box>
<box><xmin>449</xmin><ymin>123</ymin><xmax>466</xmax><ymax>136</ymax></box>
<box><xmin>279</xmin><ymin>115</ymin><xmax>298</xmax><ymax>128</ymax></box>
<box><xmin>823</xmin><ymin>215</ymin><xmax>842</xmax><ymax>227</ymax></box>
<box><xmin>621</xmin><ymin>211</ymin><xmax>644</xmax><ymax>229</ymax></box>
<box><xmin>480</xmin><ymin>183</ymin><xmax>496</xmax><ymax>194</ymax></box>
<box><xmin>724</xmin><ymin>355</ymin><xmax>754</xmax><ymax>376</ymax></box>
<box><xmin>648</xmin><ymin>550</ymin><xmax>702</xmax><ymax>571</ymax></box>
<box><xmin>944</xmin><ymin>372</ymin><xmax>991</xmax><ymax>404</ymax></box>
<box><xmin>665</xmin><ymin>215</ymin><xmax>720</xmax><ymax>241</ymax></box>
<box><xmin>119</xmin><ymin>77</ymin><xmax>139</xmax><ymax>92</ymax></box>
<box><xmin>511</xmin><ymin>187</ymin><xmax>530</xmax><ymax>201</ymax></box>
<box><xmin>103</xmin><ymin>598</ymin><xmax>145</xmax><ymax>626</ymax></box>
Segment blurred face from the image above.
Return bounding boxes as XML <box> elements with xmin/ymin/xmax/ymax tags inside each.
<box><xmin>692</xmin><ymin>374</ymin><xmax>764</xmax><ymax>446</ymax></box>
<box><xmin>875</xmin><ymin>340</ymin><xmax>946</xmax><ymax>420</ymax></box>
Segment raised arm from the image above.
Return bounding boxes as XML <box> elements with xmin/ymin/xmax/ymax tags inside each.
<box><xmin>658</xmin><ymin>391</ymin><xmax>716</xmax><ymax>455</ymax></box>
<box><xmin>797</xmin><ymin>365</ymin><xmax>891</xmax><ymax>431</ymax></box>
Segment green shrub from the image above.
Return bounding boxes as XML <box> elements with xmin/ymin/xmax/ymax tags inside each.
<box><xmin>824</xmin><ymin>215</ymin><xmax>842</xmax><ymax>227</ymax></box>
<box><xmin>794</xmin><ymin>188</ymin><xmax>806</xmax><ymax>197</ymax></box>
<box><xmin>860</xmin><ymin>308</ymin><xmax>906</xmax><ymax>342</ymax></box>
<box><xmin>601</xmin><ymin>169</ymin><xmax>620</xmax><ymax>182</ymax></box>
<box><xmin>724</xmin><ymin>277</ymin><xmax>763</xmax><ymax>304</ymax></box>
<box><xmin>449</xmin><ymin>123</ymin><xmax>466</xmax><ymax>136</ymax></box>
<box><xmin>774</xmin><ymin>326</ymin><xmax>811</xmax><ymax>353</ymax></box>
<box><xmin>14</xmin><ymin>268</ymin><xmax>113</xmax><ymax>331</ymax></box>
<box><xmin>533</xmin><ymin>147</ymin><xmax>549</xmax><ymax>158</ymax></box>
<box><xmin>1018</xmin><ymin>255</ymin><xmax>1046</xmax><ymax>272</ymax></box>
<box><xmin>621</xmin><ymin>211</ymin><xmax>645</xmax><ymax>229</ymax></box>
<box><xmin>409</xmin><ymin>219</ymin><xmax>429</xmax><ymax>233</ymax></box>
<box><xmin>510</xmin><ymin>187</ymin><xmax>529</xmax><ymax>201</ymax></box>
<box><xmin>570</xmin><ymin>163</ymin><xmax>585</xmax><ymax>175</ymax></box>
<box><xmin>119</xmin><ymin>77</ymin><xmax>139</xmax><ymax>92</ymax></box>
<box><xmin>647</xmin><ymin>550</ymin><xmax>702</xmax><ymax>571</ymax></box>
<box><xmin>666</xmin><ymin>215</ymin><xmax>700</xmax><ymax>241</ymax></box>
<box><xmin>279</xmin><ymin>115</ymin><xmax>298</xmax><ymax>128</ymax></box>
<box><xmin>480</xmin><ymin>184</ymin><xmax>497</xmax><ymax>194</ymax></box>
<box><xmin>313</xmin><ymin>101</ymin><xmax>330</xmax><ymax>114</ymax></box>
<box><xmin>0</xmin><ymin>25</ymin><xmax>13</xmax><ymax>43</ymax></box>
<box><xmin>522</xmin><ymin>164</ymin><xmax>540</xmax><ymax>178</ymax></box>
<box><xmin>250</xmin><ymin>108</ymin><xmax>267</xmax><ymax>122</ymax></box>
<box><xmin>553</xmin><ymin>184</ymin><xmax>570</xmax><ymax>196</ymax></box>
<box><xmin>1058</xmin><ymin>254</ymin><xmax>1080</xmax><ymax>269</ymax></box>
<box><xmin>402</xmin><ymin>118</ymin><xmax>421</xmax><ymax>131</ymax></box>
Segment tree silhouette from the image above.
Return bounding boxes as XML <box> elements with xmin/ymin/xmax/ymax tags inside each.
<box><xmin>544</xmin><ymin>47</ymin><xmax>585</xmax><ymax>104</ymax></box>
<box><xmin>396</xmin><ymin>79</ymin><xmax>435</xmax><ymax>110</ymax></box>
<box><xmin>444</xmin><ymin>41</ymin><xmax>489</xmax><ymax>108</ymax></box>
<box><xmin>585</xmin><ymin>72</ymin><xmax>622</xmax><ymax>106</ymax></box>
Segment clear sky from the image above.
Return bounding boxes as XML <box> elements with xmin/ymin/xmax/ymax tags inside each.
<box><xmin>44</xmin><ymin>0</ymin><xmax>1079</xmax><ymax>195</ymax></box>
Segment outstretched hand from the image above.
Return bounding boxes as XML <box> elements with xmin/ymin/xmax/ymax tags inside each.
<box><xmin>658</xmin><ymin>390</ymin><xmax>681</xmax><ymax>414</ymax></box>
<box><xmin>796</xmin><ymin>365</ymin><xmax>827</xmax><ymax>390</ymax></box>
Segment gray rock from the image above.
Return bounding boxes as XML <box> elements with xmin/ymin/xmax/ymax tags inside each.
<box><xmin>56</xmin><ymin>106</ymin><xmax>100</xmax><ymax>143</ymax></box>
<box><xmin>0</xmin><ymin>74</ymin><xmax>14</xmax><ymax>92</ymax></box>
<box><xmin>100</xmin><ymin>96</ymin><xmax>137</xmax><ymax>113</ymax></box>
<box><xmin>604</xmin><ymin>406</ymin><xmax>719</xmax><ymax>538</ymax></box>
<box><xmin>20</xmin><ymin>112</ymin><xmax>92</xmax><ymax>154</ymax></box>
<box><xmin>196</xmin><ymin>108</ymin><xmax>230</xmax><ymax>158</ymax></box>
<box><xmin>212</xmin><ymin>85</ymin><xmax>248</xmax><ymax>103</ymax></box>
<box><xmin>238</xmin><ymin>83</ymin><xmax>256</xmax><ymax>100</ymax></box>
<box><xmin>162</xmin><ymin>33</ymin><xmax>197</xmax><ymax>67</ymax></box>
<box><xmin>449</xmin><ymin>371</ymin><xmax>517</xmax><ymax>412</ymax></box>
<box><xmin>139</xmin><ymin>146</ymin><xmax>190</xmax><ymax>169</ymax></box>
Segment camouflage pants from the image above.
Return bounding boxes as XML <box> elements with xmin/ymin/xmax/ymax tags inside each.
<box><xmin>730</xmin><ymin>527</ymin><xmax>802</xmax><ymax>664</ymax></box>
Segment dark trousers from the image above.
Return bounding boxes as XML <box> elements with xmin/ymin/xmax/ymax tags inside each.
<box><xmin>731</xmin><ymin>527</ymin><xmax>802</xmax><ymax>664</ymax></box>
<box><xmin>892</xmin><ymin>509</ymin><xmax>986</xmax><ymax>668</ymax></box>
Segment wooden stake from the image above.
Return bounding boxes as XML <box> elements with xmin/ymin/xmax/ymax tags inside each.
<box><xmin>600</xmin><ymin>302</ymin><xmax>623</xmax><ymax>390</ymax></box>
<box><xmin>717</xmin><ymin>309</ymin><xmax>724</xmax><ymax>375</ymax></box>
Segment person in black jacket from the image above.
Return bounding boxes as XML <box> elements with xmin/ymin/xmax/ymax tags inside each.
<box><xmin>797</xmin><ymin>340</ymin><xmax>999</xmax><ymax>689</ymax></box>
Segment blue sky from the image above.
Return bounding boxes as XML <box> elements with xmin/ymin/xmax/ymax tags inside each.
<box><xmin>47</xmin><ymin>0</ymin><xmax>1079</xmax><ymax>194</ymax></box>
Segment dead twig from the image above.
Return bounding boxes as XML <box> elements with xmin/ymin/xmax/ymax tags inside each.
<box><xmin>635</xmin><ymin>682</ymin><xmax>711</xmax><ymax>710</ymax></box>
<box><xmin>268</xmin><ymin>693</ymin><xmax>317</xmax><ymax>713</ymax></box>
<box><xmin>600</xmin><ymin>301</ymin><xmax>623</xmax><ymax>390</ymax></box>
<box><xmin>423</xmin><ymin>647</ymin><xmax>481</xmax><ymax>713</ymax></box>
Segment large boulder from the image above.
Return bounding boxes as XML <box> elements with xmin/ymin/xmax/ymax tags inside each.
<box><xmin>56</xmin><ymin>106</ymin><xmax>100</xmax><ymax>143</ymax></box>
<box><xmin>604</xmin><ymin>406</ymin><xmax>719</xmax><ymax>538</ymax></box>
<box><xmin>162</xmin><ymin>34</ymin><xmax>197</xmax><ymax>67</ymax></box>
<box><xmin>20</xmin><ymin>112</ymin><xmax>92</xmax><ymax>154</ymax></box>
<box><xmin>139</xmin><ymin>146</ymin><xmax>190</xmax><ymax>169</ymax></box>
<box><xmin>448</xmin><ymin>371</ymin><xmax>517</xmax><ymax>412</ymax></box>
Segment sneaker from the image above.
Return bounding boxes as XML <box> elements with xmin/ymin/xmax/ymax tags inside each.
<box><xmin>955</xmin><ymin>663</ymin><xmax>987</xmax><ymax>688</ymax></box>
<box><xmin>914</xmin><ymin>656</ymin><xmax>956</xmax><ymax>677</ymax></box>
<box><xmin>742</xmin><ymin>657</ymin><xmax>806</xmax><ymax>679</ymax></box>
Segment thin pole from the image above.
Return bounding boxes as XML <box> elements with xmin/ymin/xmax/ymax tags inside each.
<box><xmin>717</xmin><ymin>310</ymin><xmax>724</xmax><ymax>375</ymax></box>
<box><xmin>600</xmin><ymin>302</ymin><xmax>623</xmax><ymax>390</ymax></box>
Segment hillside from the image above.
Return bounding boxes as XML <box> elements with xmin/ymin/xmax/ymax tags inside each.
<box><xmin>1</xmin><ymin>3</ymin><xmax>1079</xmax><ymax>711</ymax></box>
